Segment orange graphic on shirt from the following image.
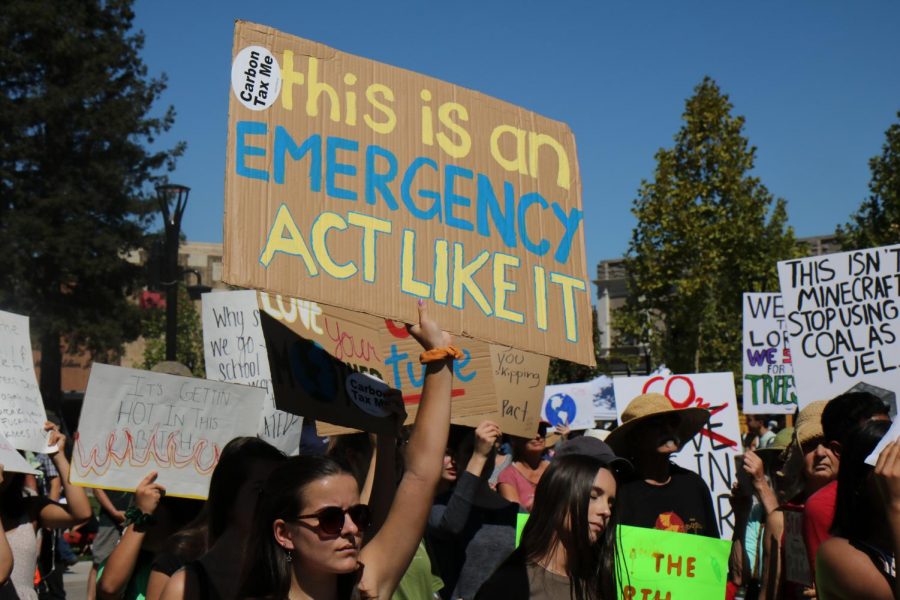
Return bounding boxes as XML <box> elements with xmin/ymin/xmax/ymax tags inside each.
<box><xmin>654</xmin><ymin>512</ymin><xmax>686</xmax><ymax>533</ymax></box>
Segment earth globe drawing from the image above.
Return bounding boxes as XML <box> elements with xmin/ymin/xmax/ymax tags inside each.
<box><xmin>545</xmin><ymin>393</ymin><xmax>577</xmax><ymax>427</ymax></box>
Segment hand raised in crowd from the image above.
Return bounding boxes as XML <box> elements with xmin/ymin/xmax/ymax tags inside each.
<box><xmin>875</xmin><ymin>440</ymin><xmax>900</xmax><ymax>513</ymax></box>
<box><xmin>474</xmin><ymin>421</ymin><xmax>502</xmax><ymax>457</ymax></box>
<box><xmin>554</xmin><ymin>423</ymin><xmax>571</xmax><ymax>439</ymax></box>
<box><xmin>45</xmin><ymin>420</ymin><xmax>65</xmax><ymax>454</ymax></box>
<box><xmin>743</xmin><ymin>450</ymin><xmax>767</xmax><ymax>488</ymax></box>
<box><xmin>134</xmin><ymin>471</ymin><xmax>166</xmax><ymax>516</ymax></box>
<box><xmin>407</xmin><ymin>300</ymin><xmax>451</xmax><ymax>351</ymax></box>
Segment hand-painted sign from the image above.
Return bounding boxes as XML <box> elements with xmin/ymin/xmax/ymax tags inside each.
<box><xmin>742</xmin><ymin>293</ymin><xmax>797</xmax><ymax>414</ymax></box>
<box><xmin>201</xmin><ymin>290</ymin><xmax>302</xmax><ymax>454</ymax></box>
<box><xmin>541</xmin><ymin>381</ymin><xmax>596</xmax><ymax>431</ymax></box>
<box><xmin>224</xmin><ymin>21</ymin><xmax>594</xmax><ymax>366</ymax></box>
<box><xmin>0</xmin><ymin>309</ymin><xmax>49</xmax><ymax>452</ymax></box>
<box><xmin>777</xmin><ymin>244</ymin><xmax>900</xmax><ymax>410</ymax></box>
<box><xmin>71</xmin><ymin>364</ymin><xmax>264</xmax><ymax>498</ymax></box>
<box><xmin>615</xmin><ymin>525</ymin><xmax>731</xmax><ymax>600</ymax></box>
<box><xmin>613</xmin><ymin>373</ymin><xmax>741</xmax><ymax>539</ymax></box>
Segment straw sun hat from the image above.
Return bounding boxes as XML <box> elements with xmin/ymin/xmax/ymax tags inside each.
<box><xmin>606</xmin><ymin>393</ymin><xmax>710</xmax><ymax>456</ymax></box>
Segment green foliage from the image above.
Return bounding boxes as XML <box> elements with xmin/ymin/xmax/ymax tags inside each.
<box><xmin>615</xmin><ymin>77</ymin><xmax>799</xmax><ymax>375</ymax></box>
<box><xmin>0</xmin><ymin>0</ymin><xmax>183</xmax><ymax>394</ymax></box>
<box><xmin>548</xmin><ymin>307</ymin><xmax>601</xmax><ymax>384</ymax></box>
<box><xmin>836</xmin><ymin>112</ymin><xmax>900</xmax><ymax>250</ymax></box>
<box><xmin>139</xmin><ymin>284</ymin><xmax>205</xmax><ymax>377</ymax></box>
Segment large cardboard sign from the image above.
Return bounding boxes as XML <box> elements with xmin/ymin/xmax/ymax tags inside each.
<box><xmin>223</xmin><ymin>22</ymin><xmax>593</xmax><ymax>366</ymax></box>
<box><xmin>613</xmin><ymin>373</ymin><xmax>741</xmax><ymax>539</ymax></box>
<box><xmin>0</xmin><ymin>309</ymin><xmax>49</xmax><ymax>452</ymax></box>
<box><xmin>0</xmin><ymin>431</ymin><xmax>39</xmax><ymax>475</ymax></box>
<box><xmin>777</xmin><ymin>244</ymin><xmax>900</xmax><ymax>409</ymax></box>
<box><xmin>615</xmin><ymin>525</ymin><xmax>731</xmax><ymax>600</ymax></box>
<box><xmin>257</xmin><ymin>292</ymin><xmax>499</xmax><ymax>436</ymax></box>
<box><xmin>71</xmin><ymin>364</ymin><xmax>265</xmax><ymax>498</ymax></box>
<box><xmin>541</xmin><ymin>381</ymin><xmax>597</xmax><ymax>431</ymax></box>
<box><xmin>742</xmin><ymin>293</ymin><xmax>798</xmax><ymax>414</ymax></box>
<box><xmin>202</xmin><ymin>291</ymin><xmax>302</xmax><ymax>454</ymax></box>
<box><xmin>490</xmin><ymin>345</ymin><xmax>550</xmax><ymax>439</ymax></box>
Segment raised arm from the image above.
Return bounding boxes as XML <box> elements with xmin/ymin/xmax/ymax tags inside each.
<box><xmin>359</xmin><ymin>301</ymin><xmax>452</xmax><ymax>598</ymax></box>
<box><xmin>37</xmin><ymin>422</ymin><xmax>93</xmax><ymax>529</ymax></box>
<box><xmin>98</xmin><ymin>471</ymin><xmax>165</xmax><ymax>600</ymax></box>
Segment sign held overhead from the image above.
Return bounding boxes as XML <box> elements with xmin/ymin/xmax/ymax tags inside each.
<box><xmin>224</xmin><ymin>21</ymin><xmax>594</xmax><ymax>366</ymax></box>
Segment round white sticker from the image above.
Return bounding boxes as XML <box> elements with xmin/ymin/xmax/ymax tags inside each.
<box><xmin>346</xmin><ymin>372</ymin><xmax>392</xmax><ymax>418</ymax></box>
<box><xmin>231</xmin><ymin>45</ymin><xmax>281</xmax><ymax>111</ymax></box>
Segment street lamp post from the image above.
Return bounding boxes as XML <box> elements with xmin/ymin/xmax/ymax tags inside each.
<box><xmin>157</xmin><ymin>184</ymin><xmax>190</xmax><ymax>362</ymax></box>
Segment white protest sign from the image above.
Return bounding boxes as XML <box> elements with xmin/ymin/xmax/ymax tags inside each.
<box><xmin>0</xmin><ymin>431</ymin><xmax>39</xmax><ymax>475</ymax></box>
<box><xmin>777</xmin><ymin>244</ymin><xmax>900</xmax><ymax>409</ymax></box>
<box><xmin>590</xmin><ymin>375</ymin><xmax>616</xmax><ymax>421</ymax></box>
<box><xmin>0</xmin><ymin>309</ymin><xmax>49</xmax><ymax>452</ymax></box>
<box><xmin>202</xmin><ymin>291</ymin><xmax>302</xmax><ymax>454</ymax></box>
<box><xmin>613</xmin><ymin>373</ymin><xmax>741</xmax><ymax>539</ymax></box>
<box><xmin>542</xmin><ymin>381</ymin><xmax>596</xmax><ymax>431</ymax></box>
<box><xmin>71</xmin><ymin>363</ymin><xmax>265</xmax><ymax>498</ymax></box>
<box><xmin>742</xmin><ymin>293</ymin><xmax>798</xmax><ymax>414</ymax></box>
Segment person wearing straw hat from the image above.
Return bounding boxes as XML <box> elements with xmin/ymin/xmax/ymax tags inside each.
<box><xmin>606</xmin><ymin>393</ymin><xmax>719</xmax><ymax>537</ymax></box>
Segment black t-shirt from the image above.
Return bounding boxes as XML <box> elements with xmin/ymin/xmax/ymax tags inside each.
<box><xmin>615</xmin><ymin>464</ymin><xmax>720</xmax><ymax>537</ymax></box>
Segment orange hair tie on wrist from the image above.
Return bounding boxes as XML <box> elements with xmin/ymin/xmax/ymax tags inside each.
<box><xmin>419</xmin><ymin>346</ymin><xmax>464</xmax><ymax>364</ymax></box>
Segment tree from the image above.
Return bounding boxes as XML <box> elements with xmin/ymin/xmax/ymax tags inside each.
<box><xmin>0</xmin><ymin>0</ymin><xmax>183</xmax><ymax>412</ymax></box>
<box><xmin>615</xmin><ymin>77</ymin><xmax>798</xmax><ymax>375</ymax></box>
<box><xmin>836</xmin><ymin>111</ymin><xmax>900</xmax><ymax>250</ymax></box>
<box><xmin>139</xmin><ymin>284</ymin><xmax>205</xmax><ymax>377</ymax></box>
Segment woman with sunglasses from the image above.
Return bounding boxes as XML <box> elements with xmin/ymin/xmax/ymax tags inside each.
<box><xmin>239</xmin><ymin>301</ymin><xmax>453</xmax><ymax>600</ymax></box>
<box><xmin>496</xmin><ymin>423</ymin><xmax>552</xmax><ymax>512</ymax></box>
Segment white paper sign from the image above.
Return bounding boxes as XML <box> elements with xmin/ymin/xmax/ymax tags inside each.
<box><xmin>613</xmin><ymin>373</ymin><xmax>742</xmax><ymax>540</ymax></box>
<box><xmin>0</xmin><ymin>430</ymin><xmax>39</xmax><ymax>475</ymax></box>
<box><xmin>742</xmin><ymin>293</ymin><xmax>798</xmax><ymax>414</ymax></box>
<box><xmin>590</xmin><ymin>375</ymin><xmax>617</xmax><ymax>421</ymax></box>
<box><xmin>777</xmin><ymin>244</ymin><xmax>900</xmax><ymax>410</ymax></box>
<box><xmin>542</xmin><ymin>381</ymin><xmax>597</xmax><ymax>431</ymax></box>
<box><xmin>0</xmin><ymin>310</ymin><xmax>49</xmax><ymax>452</ymax></box>
<box><xmin>71</xmin><ymin>363</ymin><xmax>265</xmax><ymax>498</ymax></box>
<box><xmin>202</xmin><ymin>291</ymin><xmax>302</xmax><ymax>454</ymax></box>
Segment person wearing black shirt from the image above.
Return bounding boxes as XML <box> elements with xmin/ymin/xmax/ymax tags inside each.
<box><xmin>606</xmin><ymin>393</ymin><xmax>719</xmax><ymax>537</ymax></box>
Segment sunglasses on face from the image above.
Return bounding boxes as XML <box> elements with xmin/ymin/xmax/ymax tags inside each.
<box><xmin>292</xmin><ymin>504</ymin><xmax>372</xmax><ymax>535</ymax></box>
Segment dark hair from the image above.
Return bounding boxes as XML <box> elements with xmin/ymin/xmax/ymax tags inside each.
<box><xmin>822</xmin><ymin>392</ymin><xmax>889</xmax><ymax>444</ymax></box>
<box><xmin>239</xmin><ymin>455</ymin><xmax>354</xmax><ymax>600</ymax></box>
<box><xmin>831</xmin><ymin>419</ymin><xmax>891</xmax><ymax>539</ymax></box>
<box><xmin>518</xmin><ymin>454</ymin><xmax>617</xmax><ymax>600</ymax></box>
<box><xmin>207</xmin><ymin>436</ymin><xmax>285</xmax><ymax>543</ymax></box>
<box><xmin>326</xmin><ymin>432</ymin><xmax>373</xmax><ymax>489</ymax></box>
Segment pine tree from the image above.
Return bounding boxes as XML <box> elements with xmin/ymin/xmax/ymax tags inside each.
<box><xmin>836</xmin><ymin>111</ymin><xmax>900</xmax><ymax>250</ymax></box>
<box><xmin>615</xmin><ymin>77</ymin><xmax>798</xmax><ymax>375</ymax></box>
<box><xmin>0</xmin><ymin>0</ymin><xmax>184</xmax><ymax>411</ymax></box>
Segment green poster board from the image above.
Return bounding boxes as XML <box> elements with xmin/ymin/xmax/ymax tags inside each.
<box><xmin>515</xmin><ymin>513</ymin><xmax>529</xmax><ymax>547</ymax></box>
<box><xmin>615</xmin><ymin>525</ymin><xmax>732</xmax><ymax>600</ymax></box>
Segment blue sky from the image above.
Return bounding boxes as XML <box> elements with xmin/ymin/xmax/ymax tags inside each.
<box><xmin>133</xmin><ymin>0</ymin><xmax>900</xmax><ymax>279</ymax></box>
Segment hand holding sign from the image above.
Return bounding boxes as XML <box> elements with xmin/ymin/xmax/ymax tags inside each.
<box><xmin>474</xmin><ymin>421</ymin><xmax>501</xmax><ymax>457</ymax></box>
<box><xmin>407</xmin><ymin>301</ymin><xmax>451</xmax><ymax>352</ymax></box>
<box><xmin>134</xmin><ymin>471</ymin><xmax>166</xmax><ymax>516</ymax></box>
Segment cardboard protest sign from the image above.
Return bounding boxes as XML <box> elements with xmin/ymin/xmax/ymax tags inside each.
<box><xmin>613</xmin><ymin>373</ymin><xmax>741</xmax><ymax>539</ymax></box>
<box><xmin>777</xmin><ymin>244</ymin><xmax>900</xmax><ymax>410</ymax></box>
<box><xmin>490</xmin><ymin>345</ymin><xmax>550</xmax><ymax>439</ymax></box>
<box><xmin>615</xmin><ymin>525</ymin><xmax>731</xmax><ymax>600</ymax></box>
<box><xmin>783</xmin><ymin>508</ymin><xmax>813</xmax><ymax>586</ymax></box>
<box><xmin>223</xmin><ymin>22</ymin><xmax>594</xmax><ymax>366</ymax></box>
<box><xmin>0</xmin><ymin>309</ymin><xmax>49</xmax><ymax>452</ymax></box>
<box><xmin>541</xmin><ymin>381</ymin><xmax>597</xmax><ymax>431</ymax></box>
<box><xmin>0</xmin><ymin>431</ymin><xmax>39</xmax><ymax>475</ymax></box>
<box><xmin>742</xmin><ymin>293</ymin><xmax>798</xmax><ymax>414</ymax></box>
<box><xmin>202</xmin><ymin>291</ymin><xmax>302</xmax><ymax>454</ymax></box>
<box><xmin>71</xmin><ymin>364</ymin><xmax>264</xmax><ymax>498</ymax></box>
<box><xmin>257</xmin><ymin>292</ymin><xmax>497</xmax><ymax>436</ymax></box>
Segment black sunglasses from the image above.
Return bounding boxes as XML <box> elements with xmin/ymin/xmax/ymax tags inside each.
<box><xmin>292</xmin><ymin>504</ymin><xmax>371</xmax><ymax>535</ymax></box>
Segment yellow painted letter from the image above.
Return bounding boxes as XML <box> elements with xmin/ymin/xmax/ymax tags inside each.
<box><xmin>490</xmin><ymin>125</ymin><xmax>528</xmax><ymax>175</ymax></box>
<box><xmin>348</xmin><ymin>212</ymin><xmax>391</xmax><ymax>283</ymax></box>
<box><xmin>401</xmin><ymin>230</ymin><xmax>431</xmax><ymax>298</ymax></box>
<box><xmin>528</xmin><ymin>132</ymin><xmax>571</xmax><ymax>191</ymax></box>
<box><xmin>451</xmin><ymin>243</ymin><xmax>492</xmax><ymax>314</ymax></box>
<box><xmin>549</xmin><ymin>273</ymin><xmax>586</xmax><ymax>342</ymax></box>
<box><xmin>259</xmin><ymin>204</ymin><xmax>318</xmax><ymax>275</ymax></box>
<box><xmin>493</xmin><ymin>253</ymin><xmax>524</xmax><ymax>323</ymax></box>
<box><xmin>311</xmin><ymin>212</ymin><xmax>357</xmax><ymax>279</ymax></box>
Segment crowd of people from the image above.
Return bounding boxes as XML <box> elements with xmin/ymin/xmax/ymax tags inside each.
<box><xmin>1</xmin><ymin>303</ymin><xmax>899</xmax><ymax>599</ymax></box>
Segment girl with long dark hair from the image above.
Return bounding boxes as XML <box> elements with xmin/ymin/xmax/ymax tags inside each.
<box><xmin>475</xmin><ymin>452</ymin><xmax>622</xmax><ymax>600</ymax></box>
<box><xmin>815</xmin><ymin>419</ymin><xmax>896</xmax><ymax>599</ymax></box>
<box><xmin>238</xmin><ymin>301</ymin><xmax>454</xmax><ymax>600</ymax></box>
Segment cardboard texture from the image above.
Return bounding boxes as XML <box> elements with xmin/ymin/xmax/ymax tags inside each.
<box><xmin>70</xmin><ymin>364</ymin><xmax>265</xmax><ymax>499</ymax></box>
<box><xmin>0</xmin><ymin>309</ymin><xmax>50</xmax><ymax>452</ymax></box>
<box><xmin>613</xmin><ymin>373</ymin><xmax>741</xmax><ymax>540</ymax></box>
<box><xmin>490</xmin><ymin>345</ymin><xmax>550</xmax><ymax>439</ymax></box>
<box><xmin>201</xmin><ymin>290</ymin><xmax>303</xmax><ymax>454</ymax></box>
<box><xmin>257</xmin><ymin>291</ymin><xmax>501</xmax><ymax>436</ymax></box>
<box><xmin>742</xmin><ymin>293</ymin><xmax>798</xmax><ymax>414</ymax></box>
<box><xmin>224</xmin><ymin>21</ymin><xmax>594</xmax><ymax>366</ymax></box>
<box><xmin>777</xmin><ymin>244</ymin><xmax>900</xmax><ymax>410</ymax></box>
